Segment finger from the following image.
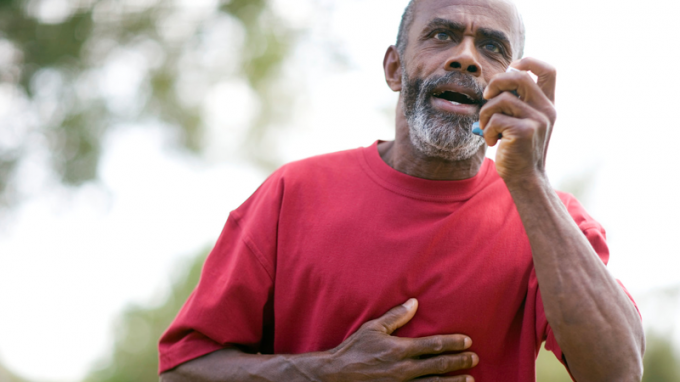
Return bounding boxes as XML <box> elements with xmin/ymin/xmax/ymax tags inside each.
<box><xmin>478</xmin><ymin>91</ymin><xmax>532</xmax><ymax>131</ymax></box>
<box><xmin>365</xmin><ymin>298</ymin><xmax>419</xmax><ymax>334</ymax></box>
<box><xmin>483</xmin><ymin>71</ymin><xmax>551</xmax><ymax>112</ymax></box>
<box><xmin>483</xmin><ymin>113</ymin><xmax>545</xmax><ymax>148</ymax></box>
<box><xmin>402</xmin><ymin>335</ymin><xmax>472</xmax><ymax>358</ymax></box>
<box><xmin>511</xmin><ymin>57</ymin><xmax>556</xmax><ymax>103</ymax></box>
<box><xmin>408</xmin><ymin>352</ymin><xmax>479</xmax><ymax>378</ymax></box>
<box><xmin>414</xmin><ymin>375</ymin><xmax>474</xmax><ymax>382</ymax></box>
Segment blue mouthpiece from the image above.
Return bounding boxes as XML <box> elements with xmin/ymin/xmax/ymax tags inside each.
<box><xmin>472</xmin><ymin>122</ymin><xmax>484</xmax><ymax>137</ymax></box>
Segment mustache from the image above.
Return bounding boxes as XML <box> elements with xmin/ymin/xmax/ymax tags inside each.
<box><xmin>421</xmin><ymin>71</ymin><xmax>485</xmax><ymax>104</ymax></box>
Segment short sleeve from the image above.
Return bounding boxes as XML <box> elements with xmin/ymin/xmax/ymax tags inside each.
<box><xmin>158</xmin><ymin>170</ymin><xmax>285</xmax><ymax>373</ymax></box>
<box><xmin>534</xmin><ymin>193</ymin><xmax>640</xmax><ymax>373</ymax></box>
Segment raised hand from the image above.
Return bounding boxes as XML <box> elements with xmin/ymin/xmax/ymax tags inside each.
<box><xmin>478</xmin><ymin>57</ymin><xmax>557</xmax><ymax>185</ymax></box>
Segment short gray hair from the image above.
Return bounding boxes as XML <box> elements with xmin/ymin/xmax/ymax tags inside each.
<box><xmin>396</xmin><ymin>0</ymin><xmax>418</xmax><ymax>56</ymax></box>
<box><xmin>395</xmin><ymin>0</ymin><xmax>526</xmax><ymax>59</ymax></box>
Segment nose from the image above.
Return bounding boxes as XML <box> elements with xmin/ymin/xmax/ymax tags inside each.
<box><xmin>445</xmin><ymin>37</ymin><xmax>482</xmax><ymax>77</ymax></box>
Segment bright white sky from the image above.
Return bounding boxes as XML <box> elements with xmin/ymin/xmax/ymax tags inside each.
<box><xmin>1</xmin><ymin>0</ymin><xmax>680</xmax><ymax>380</ymax></box>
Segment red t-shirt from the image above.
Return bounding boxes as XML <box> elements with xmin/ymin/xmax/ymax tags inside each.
<box><xmin>159</xmin><ymin>141</ymin><xmax>635</xmax><ymax>380</ymax></box>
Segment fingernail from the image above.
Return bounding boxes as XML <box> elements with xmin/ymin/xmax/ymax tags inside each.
<box><xmin>402</xmin><ymin>298</ymin><xmax>416</xmax><ymax>310</ymax></box>
<box><xmin>466</xmin><ymin>376</ymin><xmax>474</xmax><ymax>382</ymax></box>
<box><xmin>464</xmin><ymin>337</ymin><xmax>472</xmax><ymax>349</ymax></box>
<box><xmin>471</xmin><ymin>354</ymin><xmax>479</xmax><ymax>367</ymax></box>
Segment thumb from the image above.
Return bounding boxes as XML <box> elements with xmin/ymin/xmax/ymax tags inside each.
<box><xmin>370</xmin><ymin>298</ymin><xmax>419</xmax><ymax>335</ymax></box>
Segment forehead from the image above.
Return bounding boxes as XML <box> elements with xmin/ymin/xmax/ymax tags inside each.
<box><xmin>411</xmin><ymin>0</ymin><xmax>520</xmax><ymax>40</ymax></box>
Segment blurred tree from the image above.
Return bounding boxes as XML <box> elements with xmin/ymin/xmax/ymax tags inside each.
<box><xmin>642</xmin><ymin>332</ymin><xmax>680</xmax><ymax>382</ymax></box>
<box><xmin>84</xmin><ymin>249</ymin><xmax>207</xmax><ymax>381</ymax></box>
<box><xmin>0</xmin><ymin>0</ymin><xmax>296</xmax><ymax>208</ymax></box>
<box><xmin>535</xmin><ymin>344</ymin><xmax>572</xmax><ymax>381</ymax></box>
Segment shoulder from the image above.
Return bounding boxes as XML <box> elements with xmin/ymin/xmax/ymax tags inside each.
<box><xmin>234</xmin><ymin>146</ymin><xmax>365</xmax><ymax>214</ymax></box>
<box><xmin>271</xmin><ymin>146</ymin><xmax>365</xmax><ymax>184</ymax></box>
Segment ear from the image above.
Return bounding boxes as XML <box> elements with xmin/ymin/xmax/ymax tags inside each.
<box><xmin>383</xmin><ymin>45</ymin><xmax>402</xmax><ymax>92</ymax></box>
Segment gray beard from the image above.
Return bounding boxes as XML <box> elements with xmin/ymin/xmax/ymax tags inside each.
<box><xmin>402</xmin><ymin>71</ymin><xmax>485</xmax><ymax>161</ymax></box>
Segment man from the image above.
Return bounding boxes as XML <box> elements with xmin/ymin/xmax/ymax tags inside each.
<box><xmin>159</xmin><ymin>0</ymin><xmax>645</xmax><ymax>380</ymax></box>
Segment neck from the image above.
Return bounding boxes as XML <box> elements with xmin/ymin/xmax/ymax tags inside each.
<box><xmin>378</xmin><ymin>103</ymin><xmax>487</xmax><ymax>181</ymax></box>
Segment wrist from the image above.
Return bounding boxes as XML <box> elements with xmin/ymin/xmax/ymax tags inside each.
<box><xmin>502</xmin><ymin>171</ymin><xmax>550</xmax><ymax>195</ymax></box>
<box><xmin>286</xmin><ymin>351</ymin><xmax>334</xmax><ymax>382</ymax></box>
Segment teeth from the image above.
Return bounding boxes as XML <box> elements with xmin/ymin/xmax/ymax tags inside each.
<box><xmin>448</xmin><ymin>100</ymin><xmax>461</xmax><ymax>105</ymax></box>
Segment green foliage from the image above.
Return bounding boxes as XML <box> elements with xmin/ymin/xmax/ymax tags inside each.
<box><xmin>0</xmin><ymin>155</ymin><xmax>18</xmax><ymax>204</ymax></box>
<box><xmin>0</xmin><ymin>0</ymin><xmax>295</xmax><ymax>207</ymax></box>
<box><xmin>535</xmin><ymin>344</ymin><xmax>572</xmax><ymax>382</ymax></box>
<box><xmin>221</xmin><ymin>0</ymin><xmax>295</xmax><ymax>169</ymax></box>
<box><xmin>84</xmin><ymin>250</ymin><xmax>208</xmax><ymax>382</ymax></box>
<box><xmin>0</xmin><ymin>3</ymin><xmax>98</xmax><ymax>189</ymax></box>
<box><xmin>642</xmin><ymin>332</ymin><xmax>680</xmax><ymax>382</ymax></box>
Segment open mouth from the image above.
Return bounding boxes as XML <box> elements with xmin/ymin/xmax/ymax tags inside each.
<box><xmin>432</xmin><ymin>91</ymin><xmax>480</xmax><ymax>106</ymax></box>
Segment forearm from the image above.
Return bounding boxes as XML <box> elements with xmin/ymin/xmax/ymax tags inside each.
<box><xmin>160</xmin><ymin>348</ymin><xmax>329</xmax><ymax>382</ymax></box>
<box><xmin>507</xmin><ymin>176</ymin><xmax>644</xmax><ymax>381</ymax></box>
<box><xmin>159</xmin><ymin>302</ymin><xmax>479</xmax><ymax>382</ymax></box>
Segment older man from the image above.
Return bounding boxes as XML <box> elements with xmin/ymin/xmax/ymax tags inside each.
<box><xmin>159</xmin><ymin>0</ymin><xmax>645</xmax><ymax>380</ymax></box>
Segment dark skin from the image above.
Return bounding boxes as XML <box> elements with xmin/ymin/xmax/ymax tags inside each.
<box><xmin>383</xmin><ymin>0</ymin><xmax>645</xmax><ymax>380</ymax></box>
<box><xmin>161</xmin><ymin>299</ymin><xmax>477</xmax><ymax>382</ymax></box>
<box><xmin>161</xmin><ymin>0</ymin><xmax>645</xmax><ymax>381</ymax></box>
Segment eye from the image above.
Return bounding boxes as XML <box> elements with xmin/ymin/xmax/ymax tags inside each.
<box><xmin>434</xmin><ymin>32</ymin><xmax>451</xmax><ymax>41</ymax></box>
<box><xmin>484</xmin><ymin>43</ymin><xmax>501</xmax><ymax>53</ymax></box>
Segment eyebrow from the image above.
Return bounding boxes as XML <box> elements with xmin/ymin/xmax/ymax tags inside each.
<box><xmin>422</xmin><ymin>18</ymin><xmax>513</xmax><ymax>54</ymax></box>
<box><xmin>423</xmin><ymin>18</ymin><xmax>467</xmax><ymax>34</ymax></box>
<box><xmin>476</xmin><ymin>27</ymin><xmax>512</xmax><ymax>47</ymax></box>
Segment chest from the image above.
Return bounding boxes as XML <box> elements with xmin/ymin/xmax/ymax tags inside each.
<box><xmin>275</xmin><ymin>191</ymin><xmax>534</xmax><ymax>341</ymax></box>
